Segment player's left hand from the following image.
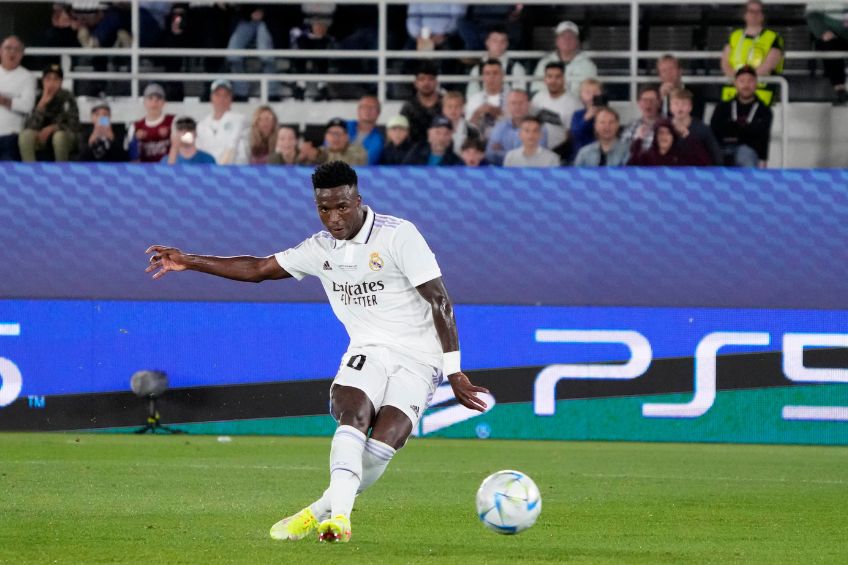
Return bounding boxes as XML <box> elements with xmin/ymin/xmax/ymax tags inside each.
<box><xmin>448</xmin><ymin>372</ymin><xmax>489</xmax><ymax>412</ymax></box>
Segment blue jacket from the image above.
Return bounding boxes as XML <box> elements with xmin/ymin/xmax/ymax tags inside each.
<box><xmin>346</xmin><ymin>120</ymin><xmax>385</xmax><ymax>165</ymax></box>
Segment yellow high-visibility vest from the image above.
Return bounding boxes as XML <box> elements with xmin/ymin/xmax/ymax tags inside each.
<box><xmin>722</xmin><ymin>28</ymin><xmax>785</xmax><ymax>105</ymax></box>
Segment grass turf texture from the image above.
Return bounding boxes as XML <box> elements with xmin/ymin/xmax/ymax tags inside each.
<box><xmin>0</xmin><ymin>434</ymin><xmax>845</xmax><ymax>564</ymax></box>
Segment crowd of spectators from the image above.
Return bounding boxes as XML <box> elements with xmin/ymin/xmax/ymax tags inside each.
<box><xmin>1</xmin><ymin>0</ymin><xmax>842</xmax><ymax>168</ymax></box>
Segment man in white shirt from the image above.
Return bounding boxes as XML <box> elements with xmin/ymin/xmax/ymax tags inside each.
<box><xmin>0</xmin><ymin>36</ymin><xmax>36</xmax><ymax>161</ymax></box>
<box><xmin>504</xmin><ymin>116</ymin><xmax>561</xmax><ymax>167</ymax></box>
<box><xmin>195</xmin><ymin>79</ymin><xmax>247</xmax><ymax>164</ymax></box>
<box><xmin>466</xmin><ymin>27</ymin><xmax>526</xmax><ymax>100</ymax></box>
<box><xmin>465</xmin><ymin>59</ymin><xmax>509</xmax><ymax>139</ymax></box>
<box><xmin>532</xmin><ymin>21</ymin><xmax>597</xmax><ymax>97</ymax></box>
<box><xmin>531</xmin><ymin>61</ymin><xmax>580</xmax><ymax>151</ymax></box>
<box><xmin>145</xmin><ymin>161</ymin><xmax>488</xmax><ymax>544</ymax></box>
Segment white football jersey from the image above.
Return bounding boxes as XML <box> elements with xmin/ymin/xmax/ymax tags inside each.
<box><xmin>274</xmin><ymin>206</ymin><xmax>444</xmax><ymax>368</ymax></box>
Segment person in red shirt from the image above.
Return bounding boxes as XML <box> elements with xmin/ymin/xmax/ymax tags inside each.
<box><xmin>126</xmin><ymin>83</ymin><xmax>175</xmax><ymax>163</ymax></box>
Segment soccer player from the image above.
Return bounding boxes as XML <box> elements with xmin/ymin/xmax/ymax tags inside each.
<box><xmin>145</xmin><ymin>161</ymin><xmax>488</xmax><ymax>543</ymax></box>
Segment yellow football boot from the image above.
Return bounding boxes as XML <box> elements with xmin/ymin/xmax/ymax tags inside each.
<box><xmin>316</xmin><ymin>514</ymin><xmax>352</xmax><ymax>543</ymax></box>
<box><xmin>269</xmin><ymin>507</ymin><xmax>319</xmax><ymax>541</ymax></box>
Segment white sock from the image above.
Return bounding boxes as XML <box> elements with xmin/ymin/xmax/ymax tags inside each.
<box><xmin>357</xmin><ymin>439</ymin><xmax>396</xmax><ymax>494</ymax></box>
<box><xmin>328</xmin><ymin>425</ymin><xmax>366</xmax><ymax>519</ymax></box>
<box><xmin>309</xmin><ymin>438</ymin><xmax>396</xmax><ymax>519</ymax></box>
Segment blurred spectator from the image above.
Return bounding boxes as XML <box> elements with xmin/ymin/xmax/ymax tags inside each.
<box><xmin>460</xmin><ymin>137</ymin><xmax>489</xmax><ymax>166</ymax></box>
<box><xmin>126</xmin><ymin>83</ymin><xmax>174</xmax><ymax>163</ymax></box>
<box><xmin>442</xmin><ymin>91</ymin><xmax>479</xmax><ymax>158</ymax></box>
<box><xmin>567</xmin><ymin>78</ymin><xmax>605</xmax><ymax>163</ymax></box>
<box><xmin>79</xmin><ymin>100</ymin><xmax>128</xmax><ymax>162</ymax></box>
<box><xmin>406</xmin><ymin>3</ymin><xmax>465</xmax><ymax>51</ymax></box>
<box><xmin>710</xmin><ymin>66</ymin><xmax>773</xmax><ymax>168</ymax></box>
<box><xmin>227</xmin><ymin>5</ymin><xmax>279</xmax><ymax>100</ymax></box>
<box><xmin>379</xmin><ymin>115</ymin><xmax>413</xmax><ymax>165</ymax></box>
<box><xmin>485</xmin><ymin>90</ymin><xmax>546</xmax><ymax>166</ymax></box>
<box><xmin>621</xmin><ymin>86</ymin><xmax>661</xmax><ymax>163</ymax></box>
<box><xmin>465</xmin><ymin>59</ymin><xmax>509</xmax><ymax>140</ymax></box>
<box><xmin>466</xmin><ymin>27</ymin><xmax>526</xmax><ymax>100</ymax></box>
<box><xmin>504</xmin><ymin>116</ymin><xmax>560</xmax><ymax>167</ymax></box>
<box><xmin>574</xmin><ymin>107</ymin><xmax>629</xmax><ymax>167</ymax></box>
<box><xmin>290</xmin><ymin>5</ymin><xmax>337</xmax><ymax>100</ymax></box>
<box><xmin>531</xmin><ymin>61</ymin><xmax>580</xmax><ymax>153</ymax></box>
<box><xmin>532</xmin><ymin>21</ymin><xmax>597</xmax><ymax>97</ymax></box>
<box><xmin>163</xmin><ymin>116</ymin><xmax>216</xmax><ymax>165</ymax></box>
<box><xmin>403</xmin><ymin>115</ymin><xmax>462</xmax><ymax>166</ymax></box>
<box><xmin>630</xmin><ymin>120</ymin><xmax>686</xmax><ymax>167</ymax></box>
<box><xmin>0</xmin><ymin>36</ymin><xmax>36</xmax><ymax>161</ymax></box>
<box><xmin>315</xmin><ymin>117</ymin><xmax>368</xmax><ymax>165</ymax></box>
<box><xmin>807</xmin><ymin>3</ymin><xmax>848</xmax><ymax>106</ymax></box>
<box><xmin>720</xmin><ymin>0</ymin><xmax>784</xmax><ymax>105</ymax></box>
<box><xmin>18</xmin><ymin>64</ymin><xmax>80</xmax><ymax>162</ymax></box>
<box><xmin>72</xmin><ymin>1</ymin><xmax>131</xmax><ymax>48</ymax></box>
<box><xmin>347</xmin><ymin>95</ymin><xmax>384</xmax><ymax>165</ymax></box>
<box><xmin>669</xmin><ymin>88</ymin><xmax>721</xmax><ymax>167</ymax></box>
<box><xmin>269</xmin><ymin>126</ymin><xmax>306</xmax><ymax>165</ymax></box>
<box><xmin>196</xmin><ymin>79</ymin><xmax>247</xmax><ymax>165</ymax></box>
<box><xmin>458</xmin><ymin>5</ymin><xmax>523</xmax><ymax>50</ymax></box>
<box><xmin>400</xmin><ymin>61</ymin><xmax>443</xmax><ymax>145</ymax></box>
<box><xmin>237</xmin><ymin>105</ymin><xmax>279</xmax><ymax>165</ymax></box>
<box><xmin>656</xmin><ymin>54</ymin><xmax>705</xmax><ymax>120</ymax></box>
<box><xmin>139</xmin><ymin>2</ymin><xmax>171</xmax><ymax>47</ymax></box>
<box><xmin>39</xmin><ymin>3</ymin><xmax>80</xmax><ymax>53</ymax></box>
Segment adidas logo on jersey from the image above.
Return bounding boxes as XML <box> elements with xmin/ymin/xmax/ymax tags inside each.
<box><xmin>322</xmin><ymin>261</ymin><xmax>332</xmax><ymax>271</ymax></box>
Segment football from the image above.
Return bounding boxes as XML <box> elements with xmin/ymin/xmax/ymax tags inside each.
<box><xmin>476</xmin><ymin>470</ymin><xmax>542</xmax><ymax>534</ymax></box>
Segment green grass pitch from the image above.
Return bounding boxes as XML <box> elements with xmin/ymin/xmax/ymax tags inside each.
<box><xmin>1</xmin><ymin>433</ymin><xmax>846</xmax><ymax>564</ymax></box>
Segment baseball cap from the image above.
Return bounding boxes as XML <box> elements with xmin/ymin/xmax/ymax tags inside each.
<box><xmin>210</xmin><ymin>78</ymin><xmax>233</xmax><ymax>94</ymax></box>
<box><xmin>143</xmin><ymin>83</ymin><xmax>166</xmax><ymax>99</ymax></box>
<box><xmin>42</xmin><ymin>63</ymin><xmax>63</xmax><ymax>79</ymax></box>
<box><xmin>430</xmin><ymin>115</ymin><xmax>453</xmax><ymax>131</ymax></box>
<box><xmin>555</xmin><ymin>21</ymin><xmax>580</xmax><ymax>36</ymax></box>
<box><xmin>325</xmin><ymin>117</ymin><xmax>347</xmax><ymax>131</ymax></box>
<box><xmin>386</xmin><ymin>115</ymin><xmax>409</xmax><ymax>130</ymax></box>
<box><xmin>90</xmin><ymin>99</ymin><xmax>110</xmax><ymax>113</ymax></box>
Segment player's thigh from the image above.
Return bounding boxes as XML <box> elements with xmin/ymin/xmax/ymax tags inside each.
<box><xmin>373</xmin><ymin>364</ymin><xmax>437</xmax><ymax>449</ymax></box>
<box><xmin>330</xmin><ymin>348</ymin><xmax>389</xmax><ymax>430</ymax></box>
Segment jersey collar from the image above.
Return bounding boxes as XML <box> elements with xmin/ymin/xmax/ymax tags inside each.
<box><xmin>335</xmin><ymin>206</ymin><xmax>375</xmax><ymax>248</ymax></box>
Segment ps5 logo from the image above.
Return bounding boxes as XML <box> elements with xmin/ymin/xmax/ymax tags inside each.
<box><xmin>0</xmin><ymin>323</ymin><xmax>23</xmax><ymax>408</ymax></box>
<box><xmin>534</xmin><ymin>329</ymin><xmax>848</xmax><ymax>422</ymax></box>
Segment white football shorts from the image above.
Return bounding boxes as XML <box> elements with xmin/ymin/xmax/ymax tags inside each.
<box><xmin>331</xmin><ymin>345</ymin><xmax>443</xmax><ymax>428</ymax></box>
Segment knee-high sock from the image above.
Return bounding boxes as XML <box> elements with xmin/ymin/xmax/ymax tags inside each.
<box><xmin>328</xmin><ymin>425</ymin><xmax>366</xmax><ymax>519</ymax></box>
<box><xmin>309</xmin><ymin>438</ymin><xmax>396</xmax><ymax>520</ymax></box>
<box><xmin>357</xmin><ymin>439</ymin><xmax>396</xmax><ymax>493</ymax></box>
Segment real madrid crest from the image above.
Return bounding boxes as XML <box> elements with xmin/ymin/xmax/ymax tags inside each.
<box><xmin>369</xmin><ymin>252</ymin><xmax>384</xmax><ymax>271</ymax></box>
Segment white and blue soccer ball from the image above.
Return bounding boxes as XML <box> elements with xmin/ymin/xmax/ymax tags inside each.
<box><xmin>476</xmin><ymin>470</ymin><xmax>542</xmax><ymax>534</ymax></box>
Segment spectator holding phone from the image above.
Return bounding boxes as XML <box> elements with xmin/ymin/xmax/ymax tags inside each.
<box><xmin>79</xmin><ymin>100</ymin><xmax>127</xmax><ymax>162</ymax></box>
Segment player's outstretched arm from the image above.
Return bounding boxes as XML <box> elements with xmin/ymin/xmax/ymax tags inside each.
<box><xmin>145</xmin><ymin>245</ymin><xmax>291</xmax><ymax>283</ymax></box>
<box><xmin>416</xmin><ymin>277</ymin><xmax>489</xmax><ymax>412</ymax></box>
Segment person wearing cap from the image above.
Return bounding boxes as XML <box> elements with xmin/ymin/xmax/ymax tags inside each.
<box><xmin>315</xmin><ymin>117</ymin><xmax>368</xmax><ymax>166</ymax></box>
<box><xmin>0</xmin><ymin>35</ymin><xmax>36</xmax><ymax>161</ymax></box>
<box><xmin>485</xmin><ymin>90</ymin><xmax>547</xmax><ymax>167</ymax></box>
<box><xmin>402</xmin><ymin>115</ymin><xmax>462</xmax><ymax>166</ymax></box>
<box><xmin>162</xmin><ymin>116</ymin><xmax>216</xmax><ymax>165</ymax></box>
<box><xmin>18</xmin><ymin>64</ymin><xmax>80</xmax><ymax>162</ymax></box>
<box><xmin>126</xmin><ymin>83</ymin><xmax>175</xmax><ymax>163</ymax></box>
<box><xmin>78</xmin><ymin>100</ymin><xmax>127</xmax><ymax>162</ymax></box>
<box><xmin>195</xmin><ymin>79</ymin><xmax>248</xmax><ymax>165</ymax></box>
<box><xmin>532</xmin><ymin>21</ymin><xmax>597</xmax><ymax>98</ymax></box>
<box><xmin>710</xmin><ymin>66</ymin><xmax>773</xmax><ymax>168</ymax></box>
<box><xmin>347</xmin><ymin>95</ymin><xmax>385</xmax><ymax>165</ymax></box>
<box><xmin>379</xmin><ymin>115</ymin><xmax>414</xmax><ymax>165</ymax></box>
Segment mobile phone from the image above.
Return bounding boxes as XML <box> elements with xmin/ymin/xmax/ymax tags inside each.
<box><xmin>592</xmin><ymin>95</ymin><xmax>609</xmax><ymax>107</ymax></box>
<box><xmin>98</xmin><ymin>115</ymin><xmax>110</xmax><ymax>126</ymax></box>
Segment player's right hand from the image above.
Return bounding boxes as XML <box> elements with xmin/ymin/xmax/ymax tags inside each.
<box><xmin>145</xmin><ymin>245</ymin><xmax>189</xmax><ymax>280</ymax></box>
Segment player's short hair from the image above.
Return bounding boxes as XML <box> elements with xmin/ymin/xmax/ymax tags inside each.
<box><xmin>461</xmin><ymin>137</ymin><xmax>486</xmax><ymax>152</ymax></box>
<box><xmin>443</xmin><ymin>90</ymin><xmax>465</xmax><ymax>103</ymax></box>
<box><xmin>312</xmin><ymin>161</ymin><xmax>358</xmax><ymax>191</ymax></box>
<box><xmin>544</xmin><ymin>61</ymin><xmax>565</xmax><ymax>74</ymax></box>
<box><xmin>670</xmin><ymin>87</ymin><xmax>693</xmax><ymax>101</ymax></box>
